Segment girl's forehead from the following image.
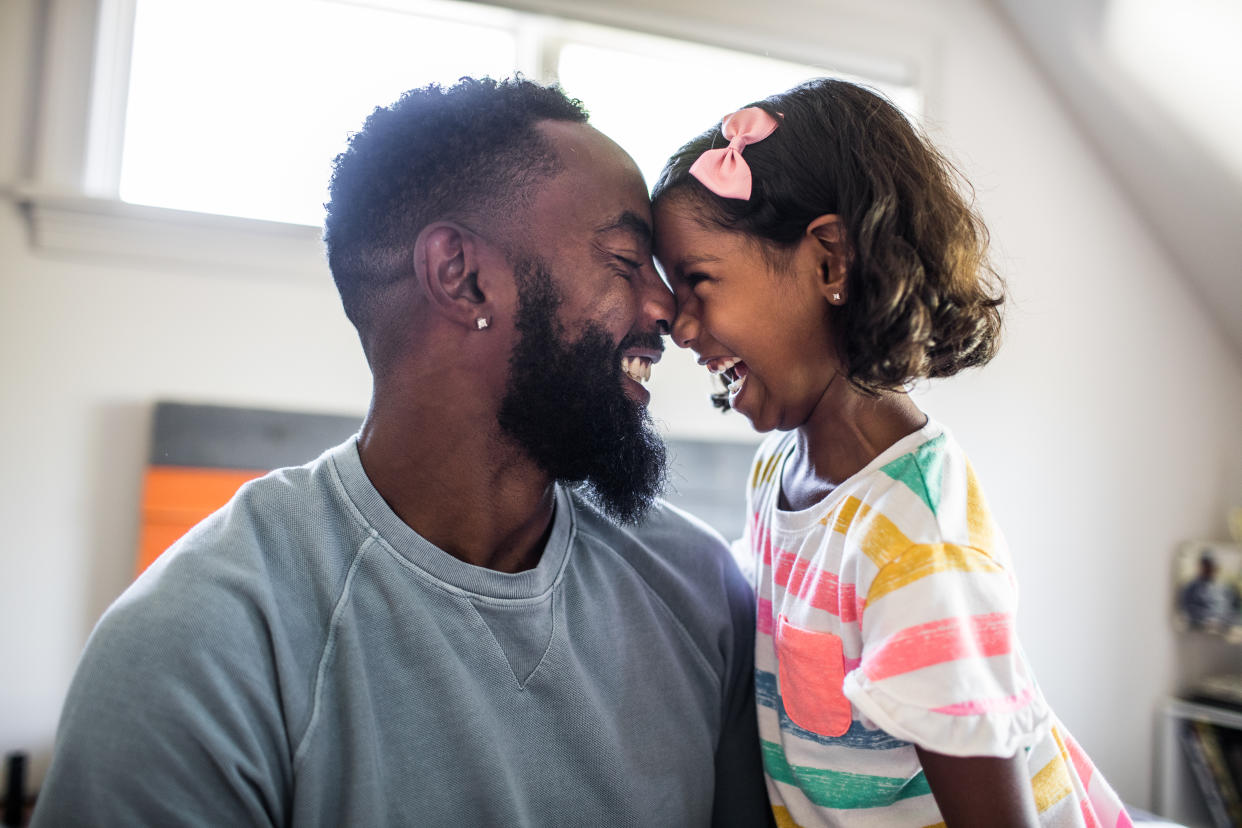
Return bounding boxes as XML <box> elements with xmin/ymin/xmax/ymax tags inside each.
<box><xmin>654</xmin><ymin>200</ymin><xmax>746</xmax><ymax>255</ymax></box>
<box><xmin>653</xmin><ymin>204</ymin><xmax>713</xmax><ymax>257</ymax></box>
<box><xmin>655</xmin><ymin>208</ymin><xmax>772</xmax><ymax>283</ymax></box>
<box><xmin>653</xmin><ymin>198</ymin><xmax>715</xmax><ymax>240</ymax></box>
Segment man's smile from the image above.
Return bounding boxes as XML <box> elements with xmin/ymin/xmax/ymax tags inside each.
<box><xmin>618</xmin><ymin>336</ymin><xmax>665</xmax><ymax>400</ymax></box>
<box><xmin>621</xmin><ymin>352</ymin><xmax>659</xmax><ymax>384</ymax></box>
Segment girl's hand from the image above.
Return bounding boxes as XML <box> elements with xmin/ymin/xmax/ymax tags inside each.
<box><xmin>915</xmin><ymin>745</ymin><xmax>1041</xmax><ymax>827</ymax></box>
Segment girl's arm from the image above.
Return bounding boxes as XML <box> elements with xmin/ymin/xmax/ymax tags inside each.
<box><xmin>915</xmin><ymin>746</ymin><xmax>1041</xmax><ymax>828</ymax></box>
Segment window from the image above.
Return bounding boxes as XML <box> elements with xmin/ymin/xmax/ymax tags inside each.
<box><xmin>97</xmin><ymin>0</ymin><xmax>921</xmax><ymax>226</ymax></box>
<box><xmin>118</xmin><ymin>0</ymin><xmax>523</xmax><ymax>225</ymax></box>
<box><xmin>20</xmin><ymin>0</ymin><xmax>923</xmax><ymax>270</ymax></box>
<box><xmin>557</xmin><ymin>26</ymin><xmax>921</xmax><ymax>190</ymax></box>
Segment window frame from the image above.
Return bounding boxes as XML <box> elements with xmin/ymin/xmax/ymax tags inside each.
<box><xmin>13</xmin><ymin>0</ymin><xmax>934</xmax><ymax>276</ymax></box>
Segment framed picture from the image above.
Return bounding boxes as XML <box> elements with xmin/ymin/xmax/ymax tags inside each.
<box><xmin>1174</xmin><ymin>541</ymin><xmax>1242</xmax><ymax>642</ymax></box>
<box><xmin>136</xmin><ymin>402</ymin><xmax>761</xmax><ymax>575</ymax></box>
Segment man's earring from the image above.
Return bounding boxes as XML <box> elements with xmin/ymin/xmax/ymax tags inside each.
<box><xmin>832</xmin><ymin>292</ymin><xmax>842</xmax><ymax>302</ymax></box>
<box><xmin>475</xmin><ymin>317</ymin><xmax>490</xmax><ymax>330</ymax></box>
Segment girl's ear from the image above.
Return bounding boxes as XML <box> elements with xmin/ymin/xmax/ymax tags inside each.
<box><xmin>412</xmin><ymin>222</ymin><xmax>493</xmax><ymax>330</ymax></box>
<box><xmin>805</xmin><ymin>214</ymin><xmax>851</xmax><ymax>305</ymax></box>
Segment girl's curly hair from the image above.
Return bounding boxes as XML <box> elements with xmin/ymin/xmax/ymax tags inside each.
<box><xmin>652</xmin><ymin>78</ymin><xmax>1004</xmax><ymax>399</ymax></box>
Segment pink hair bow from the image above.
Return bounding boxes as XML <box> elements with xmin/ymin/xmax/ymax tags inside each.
<box><xmin>688</xmin><ymin>107</ymin><xmax>780</xmax><ymax>200</ymax></box>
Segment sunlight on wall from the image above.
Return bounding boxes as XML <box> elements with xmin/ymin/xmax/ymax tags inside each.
<box><xmin>1103</xmin><ymin>0</ymin><xmax>1242</xmax><ymax>183</ymax></box>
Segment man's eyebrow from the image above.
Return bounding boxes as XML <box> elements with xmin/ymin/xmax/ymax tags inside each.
<box><xmin>595</xmin><ymin>211</ymin><xmax>652</xmax><ymax>245</ymax></box>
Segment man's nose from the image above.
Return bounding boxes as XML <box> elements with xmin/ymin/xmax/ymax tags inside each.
<box><xmin>671</xmin><ymin>302</ymin><xmax>699</xmax><ymax>350</ymax></box>
<box><xmin>636</xmin><ymin>264</ymin><xmax>675</xmax><ymax>336</ymax></box>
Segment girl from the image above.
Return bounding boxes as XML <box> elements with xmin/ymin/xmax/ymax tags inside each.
<box><xmin>652</xmin><ymin>79</ymin><xmax>1130</xmax><ymax>828</ymax></box>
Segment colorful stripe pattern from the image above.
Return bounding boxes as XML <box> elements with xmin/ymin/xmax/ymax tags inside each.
<box><xmin>746</xmin><ymin>421</ymin><xmax>1129</xmax><ymax>826</ymax></box>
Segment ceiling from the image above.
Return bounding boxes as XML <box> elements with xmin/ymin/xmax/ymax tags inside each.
<box><xmin>991</xmin><ymin>0</ymin><xmax>1242</xmax><ymax>359</ymax></box>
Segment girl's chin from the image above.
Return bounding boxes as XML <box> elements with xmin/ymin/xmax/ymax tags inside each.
<box><xmin>725</xmin><ymin>373</ymin><xmax>781</xmax><ymax>432</ymax></box>
<box><xmin>731</xmin><ymin>387</ymin><xmax>775</xmax><ymax>433</ymax></box>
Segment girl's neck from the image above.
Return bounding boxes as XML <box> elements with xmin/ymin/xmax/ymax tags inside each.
<box><xmin>780</xmin><ymin>379</ymin><xmax>927</xmax><ymax>512</ymax></box>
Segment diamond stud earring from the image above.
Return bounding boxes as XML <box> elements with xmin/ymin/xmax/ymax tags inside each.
<box><xmin>475</xmin><ymin>317</ymin><xmax>490</xmax><ymax>330</ymax></box>
<box><xmin>832</xmin><ymin>293</ymin><xmax>842</xmax><ymax>302</ymax></box>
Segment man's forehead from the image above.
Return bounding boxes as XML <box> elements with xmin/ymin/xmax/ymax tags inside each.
<box><xmin>532</xmin><ymin>120</ymin><xmax>653</xmax><ymax>239</ymax></box>
<box><xmin>595</xmin><ymin>210</ymin><xmax>652</xmax><ymax>247</ymax></box>
<box><xmin>536</xmin><ymin>120</ymin><xmax>625</xmax><ymax>162</ymax></box>
<box><xmin>536</xmin><ymin>122</ymin><xmax>645</xmax><ymax>191</ymax></box>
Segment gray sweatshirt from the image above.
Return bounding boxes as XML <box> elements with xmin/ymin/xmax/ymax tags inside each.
<box><xmin>33</xmin><ymin>438</ymin><xmax>770</xmax><ymax>826</ymax></box>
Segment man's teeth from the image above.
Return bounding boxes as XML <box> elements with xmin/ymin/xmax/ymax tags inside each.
<box><xmin>621</xmin><ymin>356</ymin><xmax>653</xmax><ymax>384</ymax></box>
<box><xmin>707</xmin><ymin>357</ymin><xmax>741</xmax><ymax>376</ymax></box>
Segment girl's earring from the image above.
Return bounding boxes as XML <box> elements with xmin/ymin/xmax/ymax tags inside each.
<box><xmin>832</xmin><ymin>292</ymin><xmax>842</xmax><ymax>303</ymax></box>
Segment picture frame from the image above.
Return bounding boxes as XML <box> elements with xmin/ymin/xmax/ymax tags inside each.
<box><xmin>1174</xmin><ymin>541</ymin><xmax>1242</xmax><ymax>643</ymax></box>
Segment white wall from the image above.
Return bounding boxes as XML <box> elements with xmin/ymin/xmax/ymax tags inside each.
<box><xmin>2</xmin><ymin>0</ymin><xmax>1241</xmax><ymax>807</ymax></box>
<box><xmin>901</xmin><ymin>0</ymin><xmax>1242</xmax><ymax>805</ymax></box>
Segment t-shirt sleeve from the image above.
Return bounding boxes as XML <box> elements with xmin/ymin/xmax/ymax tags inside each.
<box><xmin>736</xmin><ymin>434</ymin><xmax>788</xmax><ymax>590</ymax></box>
<box><xmin>31</xmin><ymin>558</ymin><xmax>290</xmax><ymax>827</ymax></box>
<box><xmin>840</xmin><ymin>542</ymin><xmax>1053</xmax><ymax>757</ymax></box>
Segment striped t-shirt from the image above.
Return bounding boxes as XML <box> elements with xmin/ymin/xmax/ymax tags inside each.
<box><xmin>746</xmin><ymin>419</ymin><xmax>1130</xmax><ymax>827</ymax></box>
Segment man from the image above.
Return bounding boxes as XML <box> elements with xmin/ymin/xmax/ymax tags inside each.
<box><xmin>1181</xmin><ymin>551</ymin><xmax>1240</xmax><ymax>631</ymax></box>
<box><xmin>33</xmin><ymin>78</ymin><xmax>770</xmax><ymax>825</ymax></box>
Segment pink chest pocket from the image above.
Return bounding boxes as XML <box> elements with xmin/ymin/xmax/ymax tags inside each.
<box><xmin>776</xmin><ymin>615</ymin><xmax>852</xmax><ymax>737</ymax></box>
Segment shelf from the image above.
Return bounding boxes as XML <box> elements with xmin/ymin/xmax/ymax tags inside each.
<box><xmin>1157</xmin><ymin>697</ymin><xmax>1242</xmax><ymax>828</ymax></box>
<box><xmin>1167</xmin><ymin>698</ymin><xmax>1242</xmax><ymax>731</ymax></box>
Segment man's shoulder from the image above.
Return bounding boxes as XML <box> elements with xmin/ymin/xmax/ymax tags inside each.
<box><xmin>112</xmin><ymin>445</ymin><xmax>366</xmax><ymax>637</ymax></box>
<box><xmin>566</xmin><ymin>490</ymin><xmax>749</xmax><ymax>607</ymax></box>
<box><xmin>639</xmin><ymin>496</ymin><xmax>731</xmax><ymax>545</ymax></box>
<box><xmin>70</xmin><ymin>447</ymin><xmax>366</xmax><ymax>727</ymax></box>
<box><xmin>176</xmin><ymin>445</ymin><xmax>362</xmax><ymax>563</ymax></box>
<box><xmin>34</xmin><ymin>457</ymin><xmax>356</xmax><ymax>828</ymax></box>
<box><xmin>570</xmin><ymin>492</ymin><xmax>730</xmax><ymax>560</ymax></box>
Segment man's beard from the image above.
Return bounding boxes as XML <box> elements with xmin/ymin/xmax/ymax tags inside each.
<box><xmin>497</xmin><ymin>257</ymin><xmax>666</xmax><ymax>524</ymax></box>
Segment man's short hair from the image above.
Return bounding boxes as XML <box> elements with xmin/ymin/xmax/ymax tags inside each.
<box><xmin>323</xmin><ymin>76</ymin><xmax>588</xmax><ymax>342</ymax></box>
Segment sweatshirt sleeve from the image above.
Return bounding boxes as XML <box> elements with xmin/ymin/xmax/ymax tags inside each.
<box><xmin>32</xmin><ymin>551</ymin><xmax>292</xmax><ymax>827</ymax></box>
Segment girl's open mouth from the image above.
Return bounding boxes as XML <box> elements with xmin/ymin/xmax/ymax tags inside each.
<box><xmin>705</xmin><ymin>356</ymin><xmax>749</xmax><ymax>399</ymax></box>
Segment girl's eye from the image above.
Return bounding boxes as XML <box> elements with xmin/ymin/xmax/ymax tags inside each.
<box><xmin>684</xmin><ymin>272</ymin><xmax>711</xmax><ymax>289</ymax></box>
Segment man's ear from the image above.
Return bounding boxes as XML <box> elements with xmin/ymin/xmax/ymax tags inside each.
<box><xmin>805</xmin><ymin>214</ymin><xmax>851</xmax><ymax>305</ymax></box>
<box><xmin>413</xmin><ymin>222</ymin><xmax>492</xmax><ymax>329</ymax></box>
